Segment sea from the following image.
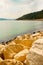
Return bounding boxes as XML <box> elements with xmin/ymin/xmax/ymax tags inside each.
<box><xmin>0</xmin><ymin>20</ymin><xmax>43</xmax><ymax>42</ymax></box>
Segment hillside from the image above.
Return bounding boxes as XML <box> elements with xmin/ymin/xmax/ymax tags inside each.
<box><xmin>17</xmin><ymin>10</ymin><xmax>43</xmax><ymax>20</ymax></box>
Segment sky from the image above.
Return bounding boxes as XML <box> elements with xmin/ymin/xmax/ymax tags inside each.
<box><xmin>0</xmin><ymin>0</ymin><xmax>43</xmax><ymax>19</ymax></box>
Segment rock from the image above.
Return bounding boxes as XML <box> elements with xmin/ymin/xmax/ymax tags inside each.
<box><xmin>0</xmin><ymin>59</ymin><xmax>23</xmax><ymax>65</ymax></box>
<box><xmin>0</xmin><ymin>57</ymin><xmax>3</xmax><ymax>62</ymax></box>
<box><xmin>26</xmin><ymin>38</ymin><xmax>43</xmax><ymax>65</ymax></box>
<box><xmin>0</xmin><ymin>44</ymin><xmax>5</xmax><ymax>54</ymax></box>
<box><xmin>14</xmin><ymin>49</ymin><xmax>29</xmax><ymax>62</ymax></box>
<box><xmin>3</xmin><ymin>44</ymin><xmax>24</xmax><ymax>59</ymax></box>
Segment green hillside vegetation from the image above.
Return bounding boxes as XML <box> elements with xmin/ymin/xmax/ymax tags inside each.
<box><xmin>17</xmin><ymin>10</ymin><xmax>43</xmax><ymax>20</ymax></box>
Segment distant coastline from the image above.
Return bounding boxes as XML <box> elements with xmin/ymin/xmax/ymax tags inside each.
<box><xmin>0</xmin><ymin>18</ymin><xmax>15</xmax><ymax>20</ymax></box>
<box><xmin>0</xmin><ymin>10</ymin><xmax>43</xmax><ymax>21</ymax></box>
<box><xmin>17</xmin><ymin>10</ymin><xmax>43</xmax><ymax>20</ymax></box>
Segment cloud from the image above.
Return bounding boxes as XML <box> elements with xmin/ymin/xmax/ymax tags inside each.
<box><xmin>0</xmin><ymin>0</ymin><xmax>43</xmax><ymax>18</ymax></box>
<box><xmin>36</xmin><ymin>0</ymin><xmax>43</xmax><ymax>10</ymax></box>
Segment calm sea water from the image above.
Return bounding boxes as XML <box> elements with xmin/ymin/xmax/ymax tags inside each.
<box><xmin>0</xmin><ymin>20</ymin><xmax>43</xmax><ymax>42</ymax></box>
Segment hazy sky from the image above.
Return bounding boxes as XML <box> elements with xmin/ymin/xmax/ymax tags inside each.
<box><xmin>0</xmin><ymin>0</ymin><xmax>43</xmax><ymax>19</ymax></box>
